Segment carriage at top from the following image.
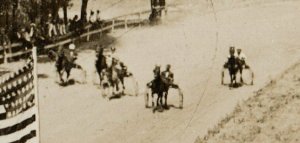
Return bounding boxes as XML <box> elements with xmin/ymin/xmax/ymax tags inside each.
<box><xmin>149</xmin><ymin>0</ymin><xmax>166</xmax><ymax>24</ymax></box>
<box><xmin>221</xmin><ymin>47</ymin><xmax>254</xmax><ymax>88</ymax></box>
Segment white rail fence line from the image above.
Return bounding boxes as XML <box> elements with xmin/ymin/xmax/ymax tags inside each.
<box><xmin>0</xmin><ymin>6</ymin><xmax>169</xmax><ymax>64</ymax></box>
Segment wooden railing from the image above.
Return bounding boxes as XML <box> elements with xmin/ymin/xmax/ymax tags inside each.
<box><xmin>0</xmin><ymin>6</ymin><xmax>169</xmax><ymax>64</ymax></box>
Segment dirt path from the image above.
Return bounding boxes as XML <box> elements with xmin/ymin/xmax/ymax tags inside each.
<box><xmin>195</xmin><ymin>62</ymin><xmax>300</xmax><ymax>143</ymax></box>
<box><xmin>30</xmin><ymin>1</ymin><xmax>300</xmax><ymax>143</ymax></box>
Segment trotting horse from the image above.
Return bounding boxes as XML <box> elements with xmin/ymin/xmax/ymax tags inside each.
<box><xmin>48</xmin><ymin>50</ymin><xmax>86</xmax><ymax>84</ymax></box>
<box><xmin>99</xmin><ymin>57</ymin><xmax>136</xmax><ymax>98</ymax></box>
<box><xmin>145</xmin><ymin>66</ymin><xmax>183</xmax><ymax>109</ymax></box>
<box><xmin>95</xmin><ymin>48</ymin><xmax>107</xmax><ymax>84</ymax></box>
<box><xmin>221</xmin><ymin>57</ymin><xmax>254</xmax><ymax>87</ymax></box>
<box><xmin>222</xmin><ymin>55</ymin><xmax>239</xmax><ymax>87</ymax></box>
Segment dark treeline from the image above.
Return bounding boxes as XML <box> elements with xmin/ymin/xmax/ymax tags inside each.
<box><xmin>0</xmin><ymin>0</ymin><xmax>89</xmax><ymax>41</ymax></box>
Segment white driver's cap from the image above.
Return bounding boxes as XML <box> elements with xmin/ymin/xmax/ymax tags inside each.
<box><xmin>69</xmin><ymin>43</ymin><xmax>76</xmax><ymax>50</ymax></box>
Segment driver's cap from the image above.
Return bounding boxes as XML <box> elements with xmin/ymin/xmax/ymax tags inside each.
<box><xmin>69</xmin><ymin>43</ymin><xmax>76</xmax><ymax>50</ymax></box>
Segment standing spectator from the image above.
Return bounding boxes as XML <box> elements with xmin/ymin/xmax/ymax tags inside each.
<box><xmin>96</xmin><ymin>10</ymin><xmax>104</xmax><ymax>28</ymax></box>
<box><xmin>31</xmin><ymin>24</ymin><xmax>47</xmax><ymax>54</ymax></box>
<box><xmin>48</xmin><ymin>19</ymin><xmax>58</xmax><ymax>38</ymax></box>
<box><xmin>70</xmin><ymin>15</ymin><xmax>79</xmax><ymax>32</ymax></box>
<box><xmin>46</xmin><ymin>14</ymin><xmax>57</xmax><ymax>38</ymax></box>
<box><xmin>89</xmin><ymin>11</ymin><xmax>96</xmax><ymax>24</ymax></box>
<box><xmin>20</xmin><ymin>25</ymin><xmax>34</xmax><ymax>50</ymax></box>
<box><xmin>0</xmin><ymin>27</ymin><xmax>10</xmax><ymax>62</ymax></box>
<box><xmin>0</xmin><ymin>28</ymin><xmax>10</xmax><ymax>46</ymax></box>
<box><xmin>96</xmin><ymin>10</ymin><xmax>101</xmax><ymax>23</ymax></box>
<box><xmin>58</xmin><ymin>18</ymin><xmax>67</xmax><ymax>35</ymax></box>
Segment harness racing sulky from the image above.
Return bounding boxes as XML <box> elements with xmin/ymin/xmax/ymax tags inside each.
<box><xmin>95</xmin><ymin>46</ymin><xmax>138</xmax><ymax>100</ymax></box>
<box><xmin>144</xmin><ymin>65</ymin><xmax>183</xmax><ymax>112</ymax></box>
<box><xmin>221</xmin><ymin>47</ymin><xmax>254</xmax><ymax>88</ymax></box>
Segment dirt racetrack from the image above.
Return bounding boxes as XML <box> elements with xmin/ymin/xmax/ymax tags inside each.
<box><xmin>2</xmin><ymin>0</ymin><xmax>300</xmax><ymax>143</ymax></box>
<box><xmin>195</xmin><ymin>61</ymin><xmax>300</xmax><ymax>143</ymax></box>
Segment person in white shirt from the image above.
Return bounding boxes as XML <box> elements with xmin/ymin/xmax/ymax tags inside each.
<box><xmin>96</xmin><ymin>10</ymin><xmax>101</xmax><ymax>22</ymax></box>
<box><xmin>236</xmin><ymin>48</ymin><xmax>249</xmax><ymax>69</ymax></box>
<box><xmin>89</xmin><ymin>11</ymin><xmax>96</xmax><ymax>24</ymax></box>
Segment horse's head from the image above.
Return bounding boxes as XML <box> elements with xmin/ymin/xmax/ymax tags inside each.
<box><xmin>48</xmin><ymin>50</ymin><xmax>58</xmax><ymax>61</ymax></box>
<box><xmin>153</xmin><ymin>65</ymin><xmax>161</xmax><ymax>79</ymax></box>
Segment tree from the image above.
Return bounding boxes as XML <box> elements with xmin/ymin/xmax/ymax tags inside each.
<box><xmin>80</xmin><ymin>0</ymin><xmax>88</xmax><ymax>23</ymax></box>
<box><xmin>51</xmin><ymin>0</ymin><xmax>59</xmax><ymax>21</ymax></box>
<box><xmin>62</xmin><ymin>0</ymin><xmax>68</xmax><ymax>24</ymax></box>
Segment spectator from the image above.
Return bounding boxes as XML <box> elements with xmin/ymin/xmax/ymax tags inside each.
<box><xmin>31</xmin><ymin>24</ymin><xmax>47</xmax><ymax>54</ymax></box>
<box><xmin>20</xmin><ymin>25</ymin><xmax>34</xmax><ymax>50</ymax></box>
<box><xmin>58</xmin><ymin>18</ymin><xmax>67</xmax><ymax>35</ymax></box>
<box><xmin>0</xmin><ymin>28</ymin><xmax>10</xmax><ymax>46</ymax></box>
<box><xmin>96</xmin><ymin>10</ymin><xmax>104</xmax><ymax>28</ymax></box>
<box><xmin>89</xmin><ymin>11</ymin><xmax>96</xmax><ymax>24</ymax></box>
<box><xmin>70</xmin><ymin>15</ymin><xmax>79</xmax><ymax>32</ymax></box>
<box><xmin>96</xmin><ymin>10</ymin><xmax>101</xmax><ymax>23</ymax></box>
<box><xmin>0</xmin><ymin>27</ymin><xmax>10</xmax><ymax>61</ymax></box>
<box><xmin>48</xmin><ymin>19</ymin><xmax>58</xmax><ymax>38</ymax></box>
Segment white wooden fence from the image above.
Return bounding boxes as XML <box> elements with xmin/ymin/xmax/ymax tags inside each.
<box><xmin>0</xmin><ymin>6</ymin><xmax>169</xmax><ymax>64</ymax></box>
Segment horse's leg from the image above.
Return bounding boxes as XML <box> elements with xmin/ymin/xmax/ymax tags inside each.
<box><xmin>158</xmin><ymin>93</ymin><xmax>163</xmax><ymax>108</ymax></box>
<box><xmin>164</xmin><ymin>91</ymin><xmax>168</xmax><ymax>108</ymax></box>
<box><xmin>145</xmin><ymin>86</ymin><xmax>150</xmax><ymax>108</ymax></box>
<box><xmin>250</xmin><ymin>69</ymin><xmax>254</xmax><ymax>85</ymax></box>
<box><xmin>58</xmin><ymin>71</ymin><xmax>64</xmax><ymax>83</ymax></box>
<box><xmin>240</xmin><ymin>68</ymin><xmax>244</xmax><ymax>83</ymax></box>
<box><xmin>98</xmin><ymin>72</ymin><xmax>102</xmax><ymax>85</ymax></box>
<box><xmin>151</xmin><ymin>93</ymin><xmax>155</xmax><ymax>107</ymax></box>
<box><xmin>230</xmin><ymin>73</ymin><xmax>233</xmax><ymax>87</ymax></box>
<box><xmin>66</xmin><ymin>69</ymin><xmax>71</xmax><ymax>83</ymax></box>
<box><xmin>221</xmin><ymin>69</ymin><xmax>225</xmax><ymax>85</ymax></box>
<box><xmin>178</xmin><ymin>87</ymin><xmax>183</xmax><ymax>109</ymax></box>
<box><xmin>121</xmin><ymin>77</ymin><xmax>125</xmax><ymax>90</ymax></box>
<box><xmin>160</xmin><ymin>92</ymin><xmax>163</xmax><ymax>108</ymax></box>
<box><xmin>156</xmin><ymin>93</ymin><xmax>160</xmax><ymax>107</ymax></box>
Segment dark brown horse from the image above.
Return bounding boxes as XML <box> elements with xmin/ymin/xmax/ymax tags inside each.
<box><xmin>222</xmin><ymin>56</ymin><xmax>254</xmax><ymax>87</ymax></box>
<box><xmin>48</xmin><ymin>50</ymin><xmax>85</xmax><ymax>84</ymax></box>
<box><xmin>95</xmin><ymin>48</ymin><xmax>107</xmax><ymax>84</ymax></box>
<box><xmin>145</xmin><ymin>66</ymin><xmax>166</xmax><ymax>108</ymax></box>
<box><xmin>145</xmin><ymin>66</ymin><xmax>183</xmax><ymax>110</ymax></box>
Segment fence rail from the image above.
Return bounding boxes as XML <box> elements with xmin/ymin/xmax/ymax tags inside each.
<box><xmin>0</xmin><ymin>6</ymin><xmax>170</xmax><ymax>64</ymax></box>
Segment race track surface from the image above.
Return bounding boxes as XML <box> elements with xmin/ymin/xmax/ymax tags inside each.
<box><xmin>35</xmin><ymin>1</ymin><xmax>300</xmax><ymax>143</ymax></box>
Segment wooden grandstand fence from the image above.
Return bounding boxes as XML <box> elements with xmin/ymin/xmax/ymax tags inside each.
<box><xmin>0</xmin><ymin>6</ymin><xmax>169</xmax><ymax>64</ymax></box>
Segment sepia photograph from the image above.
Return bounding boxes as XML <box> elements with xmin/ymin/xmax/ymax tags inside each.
<box><xmin>0</xmin><ymin>0</ymin><xmax>300</xmax><ymax>143</ymax></box>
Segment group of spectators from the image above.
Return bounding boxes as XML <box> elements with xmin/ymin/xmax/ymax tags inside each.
<box><xmin>89</xmin><ymin>10</ymin><xmax>104</xmax><ymax>29</ymax></box>
<box><xmin>0</xmin><ymin>10</ymin><xmax>104</xmax><ymax>59</ymax></box>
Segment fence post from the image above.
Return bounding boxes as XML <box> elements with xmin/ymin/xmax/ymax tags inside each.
<box><xmin>125</xmin><ymin>17</ymin><xmax>128</xmax><ymax>30</ymax></box>
<box><xmin>112</xmin><ymin>20</ymin><xmax>115</xmax><ymax>33</ymax></box>
<box><xmin>87</xmin><ymin>27</ymin><xmax>90</xmax><ymax>42</ymax></box>
<box><xmin>99</xmin><ymin>29</ymin><xmax>102</xmax><ymax>39</ymax></box>
<box><xmin>5</xmin><ymin>43</ymin><xmax>12</xmax><ymax>63</ymax></box>
<box><xmin>3</xmin><ymin>45</ymin><xmax>7</xmax><ymax>64</ymax></box>
<box><xmin>138</xmin><ymin>12</ymin><xmax>142</xmax><ymax>28</ymax></box>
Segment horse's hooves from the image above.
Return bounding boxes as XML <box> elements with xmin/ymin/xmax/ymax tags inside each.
<box><xmin>163</xmin><ymin>105</ymin><xmax>170</xmax><ymax>110</ymax></box>
<box><xmin>157</xmin><ymin>108</ymin><xmax>164</xmax><ymax>112</ymax></box>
